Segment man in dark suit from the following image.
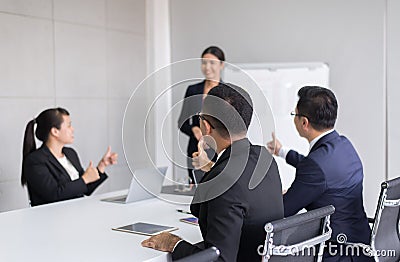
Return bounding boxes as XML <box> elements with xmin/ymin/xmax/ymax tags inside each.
<box><xmin>142</xmin><ymin>83</ymin><xmax>284</xmax><ymax>261</ymax></box>
<box><xmin>267</xmin><ymin>86</ymin><xmax>372</xmax><ymax>261</ymax></box>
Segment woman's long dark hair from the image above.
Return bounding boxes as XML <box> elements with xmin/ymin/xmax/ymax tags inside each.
<box><xmin>201</xmin><ymin>46</ymin><xmax>225</xmax><ymax>61</ymax></box>
<box><xmin>21</xmin><ymin>107</ymin><xmax>69</xmax><ymax>186</ymax></box>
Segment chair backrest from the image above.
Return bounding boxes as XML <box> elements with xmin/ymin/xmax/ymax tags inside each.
<box><xmin>369</xmin><ymin>176</ymin><xmax>400</xmax><ymax>261</ymax></box>
<box><xmin>174</xmin><ymin>247</ymin><xmax>220</xmax><ymax>262</ymax></box>
<box><xmin>261</xmin><ymin>205</ymin><xmax>335</xmax><ymax>262</ymax></box>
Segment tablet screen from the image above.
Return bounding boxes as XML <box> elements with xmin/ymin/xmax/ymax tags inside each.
<box><xmin>112</xmin><ymin>222</ymin><xmax>178</xmax><ymax>236</ymax></box>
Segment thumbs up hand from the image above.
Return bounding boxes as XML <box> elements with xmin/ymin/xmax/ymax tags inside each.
<box><xmin>82</xmin><ymin>161</ymin><xmax>100</xmax><ymax>184</ymax></box>
<box><xmin>97</xmin><ymin>146</ymin><xmax>118</xmax><ymax>173</ymax></box>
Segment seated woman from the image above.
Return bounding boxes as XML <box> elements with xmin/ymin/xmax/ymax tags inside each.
<box><xmin>21</xmin><ymin>107</ymin><xmax>118</xmax><ymax>206</ymax></box>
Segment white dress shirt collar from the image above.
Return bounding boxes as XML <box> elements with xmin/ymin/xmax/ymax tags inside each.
<box><xmin>212</xmin><ymin>148</ymin><xmax>226</xmax><ymax>168</ymax></box>
<box><xmin>309</xmin><ymin>129</ymin><xmax>335</xmax><ymax>151</ymax></box>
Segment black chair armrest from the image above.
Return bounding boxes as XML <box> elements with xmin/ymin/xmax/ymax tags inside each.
<box><xmin>265</xmin><ymin>205</ymin><xmax>335</xmax><ymax>232</ymax></box>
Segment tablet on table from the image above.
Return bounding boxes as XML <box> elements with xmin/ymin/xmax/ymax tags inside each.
<box><xmin>112</xmin><ymin>222</ymin><xmax>178</xmax><ymax>236</ymax></box>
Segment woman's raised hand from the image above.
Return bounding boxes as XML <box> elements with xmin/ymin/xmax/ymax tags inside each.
<box><xmin>97</xmin><ymin>146</ymin><xmax>118</xmax><ymax>173</ymax></box>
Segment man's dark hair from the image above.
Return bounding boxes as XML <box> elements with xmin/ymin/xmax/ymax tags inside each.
<box><xmin>296</xmin><ymin>86</ymin><xmax>338</xmax><ymax>131</ymax></box>
<box><xmin>202</xmin><ymin>83</ymin><xmax>253</xmax><ymax>138</ymax></box>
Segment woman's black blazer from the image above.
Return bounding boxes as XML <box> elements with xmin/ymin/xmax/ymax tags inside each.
<box><xmin>23</xmin><ymin>145</ymin><xmax>107</xmax><ymax>206</ymax></box>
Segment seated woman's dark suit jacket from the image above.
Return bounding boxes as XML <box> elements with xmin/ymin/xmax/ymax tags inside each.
<box><xmin>23</xmin><ymin>145</ymin><xmax>107</xmax><ymax>206</ymax></box>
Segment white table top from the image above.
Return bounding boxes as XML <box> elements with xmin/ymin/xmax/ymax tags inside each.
<box><xmin>0</xmin><ymin>190</ymin><xmax>202</xmax><ymax>262</ymax></box>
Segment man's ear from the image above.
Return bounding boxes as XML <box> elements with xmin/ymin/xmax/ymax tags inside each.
<box><xmin>302</xmin><ymin>117</ymin><xmax>310</xmax><ymax>131</ymax></box>
<box><xmin>203</xmin><ymin>120</ymin><xmax>212</xmax><ymax>135</ymax></box>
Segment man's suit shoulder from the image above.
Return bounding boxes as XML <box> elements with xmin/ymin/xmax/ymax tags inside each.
<box><xmin>250</xmin><ymin>144</ymin><xmax>273</xmax><ymax>159</ymax></box>
<box><xmin>248</xmin><ymin>145</ymin><xmax>277</xmax><ymax>171</ymax></box>
<box><xmin>309</xmin><ymin>134</ymin><xmax>354</xmax><ymax>160</ymax></box>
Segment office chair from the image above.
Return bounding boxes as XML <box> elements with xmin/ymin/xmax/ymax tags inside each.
<box><xmin>261</xmin><ymin>205</ymin><xmax>335</xmax><ymax>262</ymax></box>
<box><xmin>344</xmin><ymin>176</ymin><xmax>400</xmax><ymax>261</ymax></box>
<box><xmin>174</xmin><ymin>247</ymin><xmax>220</xmax><ymax>262</ymax></box>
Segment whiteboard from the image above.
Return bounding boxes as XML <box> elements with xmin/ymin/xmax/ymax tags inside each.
<box><xmin>224</xmin><ymin>62</ymin><xmax>330</xmax><ymax>189</ymax></box>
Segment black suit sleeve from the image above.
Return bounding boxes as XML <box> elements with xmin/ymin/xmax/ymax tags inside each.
<box><xmin>172</xmin><ymin>241</ymin><xmax>203</xmax><ymax>260</ymax></box>
<box><xmin>86</xmin><ymin>169</ymin><xmax>107</xmax><ymax>195</ymax></box>
<box><xmin>172</xmin><ymin>186</ymin><xmax>246</xmax><ymax>261</ymax></box>
<box><xmin>283</xmin><ymin>156</ymin><xmax>326</xmax><ymax>216</ymax></box>
<box><xmin>24</xmin><ymin>155</ymin><xmax>89</xmax><ymax>203</ymax></box>
<box><xmin>64</xmin><ymin>148</ymin><xmax>107</xmax><ymax>196</ymax></box>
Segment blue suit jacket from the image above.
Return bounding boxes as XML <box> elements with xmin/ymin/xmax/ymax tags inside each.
<box><xmin>283</xmin><ymin>131</ymin><xmax>371</xmax><ymax>244</ymax></box>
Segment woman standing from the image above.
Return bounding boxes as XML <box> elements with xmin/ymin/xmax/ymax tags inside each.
<box><xmin>178</xmin><ymin>46</ymin><xmax>225</xmax><ymax>183</ymax></box>
<box><xmin>21</xmin><ymin>107</ymin><xmax>117</xmax><ymax>206</ymax></box>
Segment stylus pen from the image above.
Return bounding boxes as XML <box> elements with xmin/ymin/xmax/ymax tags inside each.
<box><xmin>176</xmin><ymin>209</ymin><xmax>192</xmax><ymax>214</ymax></box>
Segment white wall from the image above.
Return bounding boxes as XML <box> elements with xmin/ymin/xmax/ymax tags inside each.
<box><xmin>170</xmin><ymin>0</ymin><xmax>387</xmax><ymax>216</ymax></box>
<box><xmin>387</xmin><ymin>0</ymin><xmax>400</xmax><ymax>180</ymax></box>
<box><xmin>0</xmin><ymin>0</ymin><xmax>147</xmax><ymax>212</ymax></box>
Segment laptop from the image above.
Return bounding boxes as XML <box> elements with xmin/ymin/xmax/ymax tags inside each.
<box><xmin>101</xmin><ymin>166</ymin><xmax>168</xmax><ymax>204</ymax></box>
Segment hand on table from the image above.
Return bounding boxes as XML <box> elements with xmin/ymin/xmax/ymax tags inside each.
<box><xmin>141</xmin><ymin>232</ymin><xmax>182</xmax><ymax>252</ymax></box>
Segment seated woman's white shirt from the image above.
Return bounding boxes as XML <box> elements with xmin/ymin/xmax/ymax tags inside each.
<box><xmin>57</xmin><ymin>155</ymin><xmax>79</xmax><ymax>181</ymax></box>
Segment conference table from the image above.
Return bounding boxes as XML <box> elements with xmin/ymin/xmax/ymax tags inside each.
<box><xmin>0</xmin><ymin>190</ymin><xmax>203</xmax><ymax>262</ymax></box>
